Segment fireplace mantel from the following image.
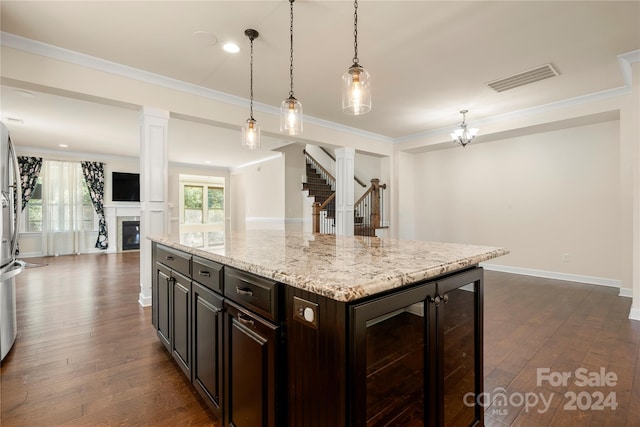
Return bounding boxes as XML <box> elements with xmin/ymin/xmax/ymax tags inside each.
<box><xmin>105</xmin><ymin>204</ymin><xmax>141</xmax><ymax>253</ymax></box>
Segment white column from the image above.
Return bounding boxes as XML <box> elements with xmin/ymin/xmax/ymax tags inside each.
<box><xmin>629</xmin><ymin>61</ymin><xmax>640</xmax><ymax>321</ymax></box>
<box><xmin>335</xmin><ymin>147</ymin><xmax>355</xmax><ymax>236</ymax></box>
<box><xmin>138</xmin><ymin>107</ymin><xmax>169</xmax><ymax>307</ymax></box>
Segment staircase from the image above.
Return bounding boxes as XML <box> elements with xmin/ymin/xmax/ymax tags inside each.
<box><xmin>303</xmin><ymin>162</ymin><xmax>335</xmax><ymax>220</ymax></box>
<box><xmin>303</xmin><ymin>149</ymin><xmax>385</xmax><ymax>236</ymax></box>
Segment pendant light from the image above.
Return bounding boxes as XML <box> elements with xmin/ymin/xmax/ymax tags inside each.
<box><xmin>450</xmin><ymin>110</ymin><xmax>479</xmax><ymax>147</ymax></box>
<box><xmin>342</xmin><ymin>0</ymin><xmax>371</xmax><ymax>115</ymax></box>
<box><xmin>280</xmin><ymin>0</ymin><xmax>303</xmax><ymax>135</ymax></box>
<box><xmin>242</xmin><ymin>29</ymin><xmax>260</xmax><ymax>149</ymax></box>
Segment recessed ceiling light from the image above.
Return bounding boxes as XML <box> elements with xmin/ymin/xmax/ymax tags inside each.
<box><xmin>223</xmin><ymin>42</ymin><xmax>240</xmax><ymax>54</ymax></box>
<box><xmin>205</xmin><ymin>160</ymin><xmax>212</xmax><ymax>164</ymax></box>
<box><xmin>59</xmin><ymin>144</ymin><xmax>68</xmax><ymax>148</ymax></box>
<box><xmin>192</xmin><ymin>30</ymin><xmax>218</xmax><ymax>46</ymax></box>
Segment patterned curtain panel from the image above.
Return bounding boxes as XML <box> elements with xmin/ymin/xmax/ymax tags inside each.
<box><xmin>81</xmin><ymin>161</ymin><xmax>108</xmax><ymax>250</ymax></box>
<box><xmin>17</xmin><ymin>156</ymin><xmax>43</xmax><ymax>211</ymax></box>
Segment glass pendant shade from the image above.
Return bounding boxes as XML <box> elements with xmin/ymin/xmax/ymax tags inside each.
<box><xmin>280</xmin><ymin>97</ymin><xmax>303</xmax><ymax>135</ymax></box>
<box><xmin>242</xmin><ymin>118</ymin><xmax>261</xmax><ymax>149</ymax></box>
<box><xmin>342</xmin><ymin>64</ymin><xmax>371</xmax><ymax>115</ymax></box>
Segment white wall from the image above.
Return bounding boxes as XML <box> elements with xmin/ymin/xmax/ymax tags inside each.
<box><xmin>412</xmin><ymin>120</ymin><xmax>622</xmax><ymax>286</ymax></box>
<box><xmin>230</xmin><ymin>155</ymin><xmax>285</xmax><ymax>231</ymax></box>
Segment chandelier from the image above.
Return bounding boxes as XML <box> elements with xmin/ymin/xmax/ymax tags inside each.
<box><xmin>451</xmin><ymin>110</ymin><xmax>479</xmax><ymax>147</ymax></box>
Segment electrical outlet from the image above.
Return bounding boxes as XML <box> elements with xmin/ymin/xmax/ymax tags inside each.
<box><xmin>562</xmin><ymin>253</ymin><xmax>570</xmax><ymax>262</ymax></box>
<box><xmin>293</xmin><ymin>296</ymin><xmax>319</xmax><ymax>329</ymax></box>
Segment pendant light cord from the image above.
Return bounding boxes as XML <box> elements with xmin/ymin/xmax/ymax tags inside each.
<box><xmin>352</xmin><ymin>0</ymin><xmax>359</xmax><ymax>65</ymax></box>
<box><xmin>289</xmin><ymin>0</ymin><xmax>295</xmax><ymax>98</ymax></box>
<box><xmin>249</xmin><ymin>36</ymin><xmax>255</xmax><ymax>120</ymax></box>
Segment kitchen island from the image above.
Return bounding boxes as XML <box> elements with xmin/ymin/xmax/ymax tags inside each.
<box><xmin>149</xmin><ymin>230</ymin><xmax>508</xmax><ymax>427</ymax></box>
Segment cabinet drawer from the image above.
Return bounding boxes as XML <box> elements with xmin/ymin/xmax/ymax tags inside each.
<box><xmin>192</xmin><ymin>256</ymin><xmax>224</xmax><ymax>294</ymax></box>
<box><xmin>224</xmin><ymin>268</ymin><xmax>280</xmax><ymax>322</ymax></box>
<box><xmin>157</xmin><ymin>245</ymin><xmax>191</xmax><ymax>277</ymax></box>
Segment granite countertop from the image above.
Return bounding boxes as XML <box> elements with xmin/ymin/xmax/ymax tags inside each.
<box><xmin>149</xmin><ymin>230</ymin><xmax>509</xmax><ymax>302</ymax></box>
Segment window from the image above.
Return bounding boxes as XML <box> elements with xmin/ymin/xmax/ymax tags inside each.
<box><xmin>179</xmin><ymin>175</ymin><xmax>225</xmax><ymax>248</ymax></box>
<box><xmin>22</xmin><ymin>161</ymin><xmax>98</xmax><ymax>257</ymax></box>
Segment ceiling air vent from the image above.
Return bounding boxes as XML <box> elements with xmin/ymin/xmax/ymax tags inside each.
<box><xmin>487</xmin><ymin>64</ymin><xmax>559</xmax><ymax>92</ymax></box>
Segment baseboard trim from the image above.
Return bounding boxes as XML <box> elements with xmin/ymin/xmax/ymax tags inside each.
<box><xmin>245</xmin><ymin>217</ymin><xmax>284</xmax><ymax>223</ymax></box>
<box><xmin>481</xmin><ymin>263</ymin><xmax>622</xmax><ymax>289</ymax></box>
<box><xmin>138</xmin><ymin>293</ymin><xmax>152</xmax><ymax>307</ymax></box>
<box><xmin>619</xmin><ymin>288</ymin><xmax>634</xmax><ymax>298</ymax></box>
<box><xmin>629</xmin><ymin>307</ymin><xmax>640</xmax><ymax>322</ymax></box>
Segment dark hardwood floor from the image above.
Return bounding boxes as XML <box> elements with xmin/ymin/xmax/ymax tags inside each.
<box><xmin>1</xmin><ymin>253</ymin><xmax>639</xmax><ymax>426</ymax></box>
<box><xmin>1</xmin><ymin>252</ymin><xmax>218</xmax><ymax>426</ymax></box>
<box><xmin>483</xmin><ymin>270</ymin><xmax>640</xmax><ymax>427</ymax></box>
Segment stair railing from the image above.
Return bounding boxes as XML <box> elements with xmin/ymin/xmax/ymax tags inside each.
<box><xmin>354</xmin><ymin>179</ymin><xmax>387</xmax><ymax>236</ymax></box>
<box><xmin>312</xmin><ymin>193</ymin><xmax>336</xmax><ymax>234</ymax></box>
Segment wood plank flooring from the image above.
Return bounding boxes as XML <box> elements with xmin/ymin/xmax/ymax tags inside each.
<box><xmin>482</xmin><ymin>270</ymin><xmax>640</xmax><ymax>427</ymax></box>
<box><xmin>1</xmin><ymin>253</ymin><xmax>639</xmax><ymax>426</ymax></box>
<box><xmin>1</xmin><ymin>252</ymin><xmax>218</xmax><ymax>426</ymax></box>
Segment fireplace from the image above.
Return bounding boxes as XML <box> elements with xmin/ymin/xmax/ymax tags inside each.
<box><xmin>122</xmin><ymin>220</ymin><xmax>140</xmax><ymax>250</ymax></box>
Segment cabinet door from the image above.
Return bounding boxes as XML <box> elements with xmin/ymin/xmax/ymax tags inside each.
<box><xmin>350</xmin><ymin>281</ymin><xmax>437</xmax><ymax>427</ymax></box>
<box><xmin>192</xmin><ymin>282</ymin><xmax>224</xmax><ymax>419</ymax></box>
<box><xmin>225</xmin><ymin>301</ymin><xmax>279</xmax><ymax>427</ymax></box>
<box><xmin>172</xmin><ymin>271</ymin><xmax>191</xmax><ymax>378</ymax></box>
<box><xmin>156</xmin><ymin>263</ymin><xmax>171</xmax><ymax>351</ymax></box>
<box><xmin>435</xmin><ymin>268</ymin><xmax>483</xmax><ymax>427</ymax></box>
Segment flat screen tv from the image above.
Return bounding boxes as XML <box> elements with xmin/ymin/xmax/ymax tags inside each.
<box><xmin>112</xmin><ymin>172</ymin><xmax>140</xmax><ymax>202</ymax></box>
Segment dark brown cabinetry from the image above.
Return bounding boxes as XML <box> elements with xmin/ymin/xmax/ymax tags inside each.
<box><xmin>285</xmin><ymin>267</ymin><xmax>484</xmax><ymax>427</ymax></box>
<box><xmin>171</xmin><ymin>270</ymin><xmax>191</xmax><ymax>378</ymax></box>
<box><xmin>151</xmin><ymin>242</ymin><xmax>485</xmax><ymax>427</ymax></box>
<box><xmin>224</xmin><ymin>300</ymin><xmax>281</xmax><ymax>427</ymax></box>
<box><xmin>154</xmin><ymin>263</ymin><xmax>171</xmax><ymax>351</ymax></box>
<box><xmin>223</xmin><ymin>267</ymin><xmax>282</xmax><ymax>427</ymax></box>
<box><xmin>349</xmin><ymin>267</ymin><xmax>483</xmax><ymax>427</ymax></box>
<box><xmin>152</xmin><ymin>244</ymin><xmax>281</xmax><ymax>427</ymax></box>
<box><xmin>152</xmin><ymin>245</ymin><xmax>191</xmax><ymax>362</ymax></box>
<box><xmin>192</xmin><ymin>281</ymin><xmax>224</xmax><ymax>419</ymax></box>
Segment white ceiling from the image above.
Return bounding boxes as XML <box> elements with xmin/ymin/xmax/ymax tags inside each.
<box><xmin>1</xmin><ymin>1</ymin><xmax>638</xmax><ymax>167</ymax></box>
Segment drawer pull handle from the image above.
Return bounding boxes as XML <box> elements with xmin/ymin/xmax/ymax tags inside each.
<box><xmin>238</xmin><ymin>313</ymin><xmax>255</xmax><ymax>326</ymax></box>
<box><xmin>236</xmin><ymin>287</ymin><xmax>254</xmax><ymax>297</ymax></box>
<box><xmin>198</xmin><ymin>270</ymin><xmax>211</xmax><ymax>277</ymax></box>
<box><xmin>166</xmin><ymin>255</ymin><xmax>174</xmax><ymax>261</ymax></box>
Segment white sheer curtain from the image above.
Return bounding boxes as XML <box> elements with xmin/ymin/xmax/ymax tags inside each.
<box><xmin>41</xmin><ymin>160</ymin><xmax>95</xmax><ymax>256</ymax></box>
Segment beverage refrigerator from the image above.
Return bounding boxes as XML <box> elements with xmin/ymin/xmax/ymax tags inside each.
<box><xmin>1</xmin><ymin>122</ymin><xmax>25</xmax><ymax>361</ymax></box>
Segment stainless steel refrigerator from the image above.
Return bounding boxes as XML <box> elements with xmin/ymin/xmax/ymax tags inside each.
<box><xmin>1</xmin><ymin>122</ymin><xmax>25</xmax><ymax>361</ymax></box>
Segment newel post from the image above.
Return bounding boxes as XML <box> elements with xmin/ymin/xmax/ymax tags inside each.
<box><xmin>371</xmin><ymin>179</ymin><xmax>381</xmax><ymax>229</ymax></box>
<box><xmin>312</xmin><ymin>202</ymin><xmax>321</xmax><ymax>233</ymax></box>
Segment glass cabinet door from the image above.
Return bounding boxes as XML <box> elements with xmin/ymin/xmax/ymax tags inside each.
<box><xmin>350</xmin><ymin>282</ymin><xmax>437</xmax><ymax>427</ymax></box>
<box><xmin>437</xmin><ymin>275</ymin><xmax>482</xmax><ymax>427</ymax></box>
<box><xmin>349</xmin><ymin>267</ymin><xmax>483</xmax><ymax>427</ymax></box>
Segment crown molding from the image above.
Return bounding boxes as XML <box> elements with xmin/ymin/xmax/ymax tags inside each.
<box><xmin>2</xmin><ymin>33</ymin><xmax>636</xmax><ymax>147</ymax></box>
<box><xmin>395</xmin><ymin>48</ymin><xmax>640</xmax><ymax>144</ymax></box>
<box><xmin>1</xmin><ymin>31</ymin><xmax>392</xmax><ymax>144</ymax></box>
<box><xmin>15</xmin><ymin>145</ymin><xmax>139</xmax><ymax>163</ymax></box>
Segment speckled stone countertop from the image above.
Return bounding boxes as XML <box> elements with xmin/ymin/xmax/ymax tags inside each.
<box><xmin>149</xmin><ymin>230</ymin><xmax>508</xmax><ymax>302</ymax></box>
